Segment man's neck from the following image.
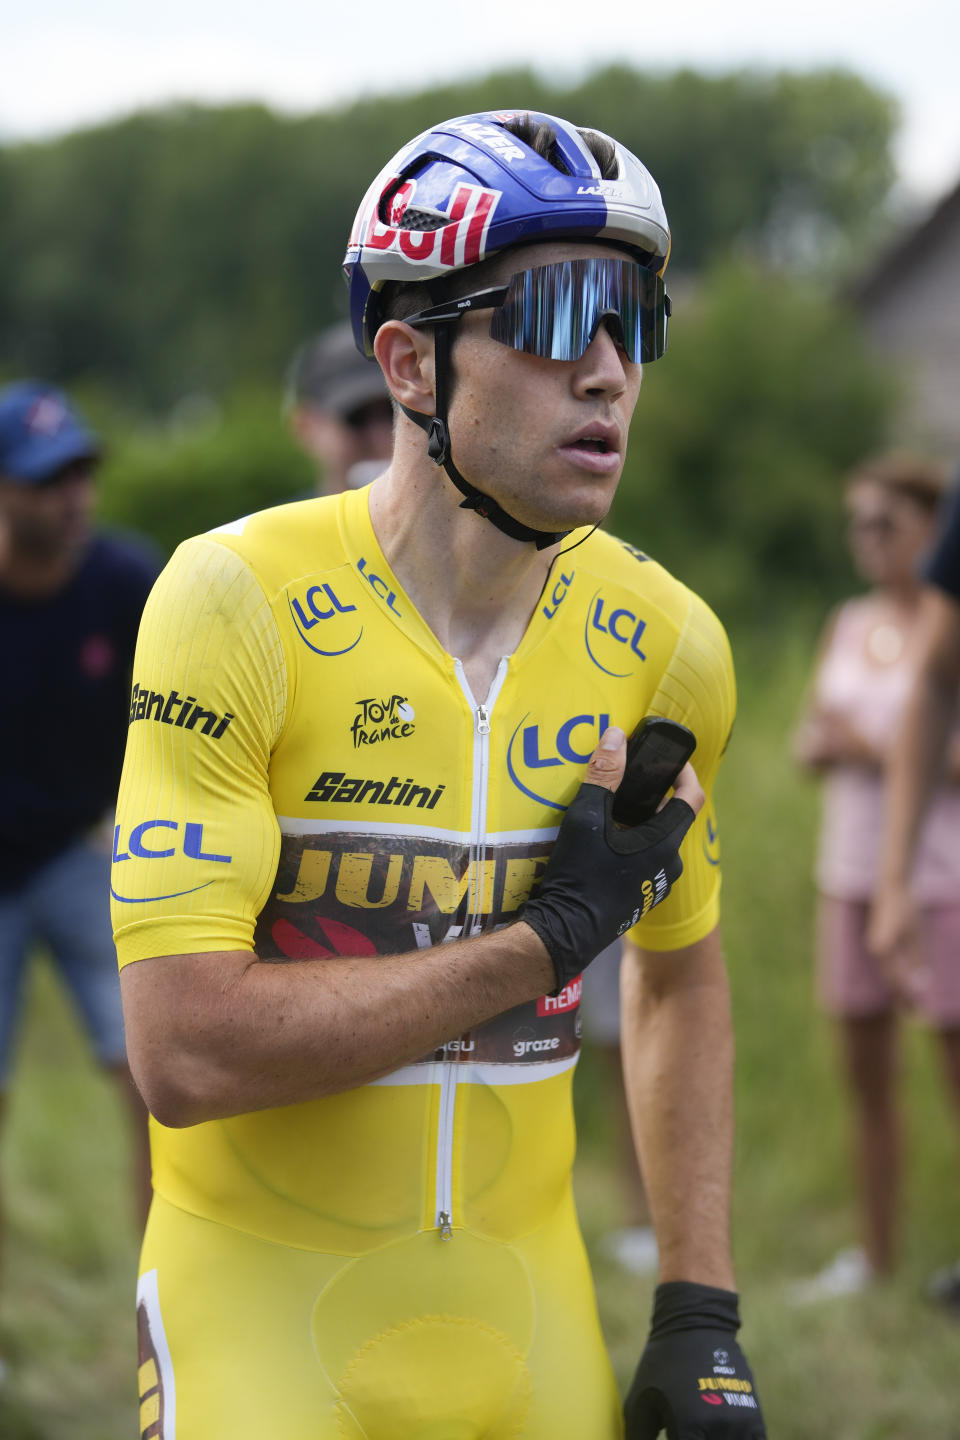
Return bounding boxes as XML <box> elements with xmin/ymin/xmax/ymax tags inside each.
<box><xmin>0</xmin><ymin>545</ymin><xmax>82</xmax><ymax>600</ymax></box>
<box><xmin>368</xmin><ymin>461</ymin><xmax>557</xmax><ymax>702</ymax></box>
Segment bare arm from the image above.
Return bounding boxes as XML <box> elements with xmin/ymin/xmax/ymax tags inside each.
<box><xmin>620</xmin><ymin>928</ymin><xmax>735</xmax><ymax>1290</ymax></box>
<box><xmin>870</xmin><ymin>588</ymin><xmax>960</xmax><ymax>955</ymax></box>
<box><xmin>123</xmin><ymin>732</ymin><xmax>702</xmax><ymax>1129</ymax></box>
<box><xmin>121</xmin><ymin>923</ymin><xmax>555</xmax><ymax>1127</ymax></box>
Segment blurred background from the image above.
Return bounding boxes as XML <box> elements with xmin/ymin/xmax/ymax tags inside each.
<box><xmin>2</xmin><ymin>2</ymin><xmax>958</xmax><ymax>1436</ymax></box>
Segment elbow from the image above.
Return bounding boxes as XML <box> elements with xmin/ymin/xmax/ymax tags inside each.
<box><xmin>127</xmin><ymin>1042</ymin><xmax>233</xmax><ymax>1129</ymax></box>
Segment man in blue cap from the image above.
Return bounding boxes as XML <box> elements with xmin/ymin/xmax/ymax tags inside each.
<box><xmin>0</xmin><ymin>380</ymin><xmax>159</xmax><ymax>1348</ymax></box>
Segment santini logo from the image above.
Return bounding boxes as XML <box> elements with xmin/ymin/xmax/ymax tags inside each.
<box><xmin>129</xmin><ymin>683</ymin><xmax>233</xmax><ymax>739</ymax></box>
<box><xmin>305</xmin><ymin>771</ymin><xmax>445</xmax><ymax>810</ymax></box>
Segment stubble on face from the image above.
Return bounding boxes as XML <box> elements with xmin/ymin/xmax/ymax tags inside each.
<box><xmin>441</xmin><ymin>244</ymin><xmax>644</xmax><ymax>537</ymax></box>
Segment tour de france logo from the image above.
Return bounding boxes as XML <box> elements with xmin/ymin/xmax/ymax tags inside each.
<box><xmin>350</xmin><ymin>694</ymin><xmax>416</xmax><ymax>748</ymax></box>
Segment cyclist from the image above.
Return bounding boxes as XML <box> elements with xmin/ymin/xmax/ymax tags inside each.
<box><xmin>114</xmin><ymin>110</ymin><xmax>765</xmax><ymax>1439</ymax></box>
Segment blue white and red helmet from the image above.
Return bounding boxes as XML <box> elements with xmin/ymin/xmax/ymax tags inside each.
<box><xmin>343</xmin><ymin>110</ymin><xmax>670</xmax><ymax>357</ymax></box>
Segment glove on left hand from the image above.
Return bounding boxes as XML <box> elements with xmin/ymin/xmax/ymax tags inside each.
<box><xmin>624</xmin><ymin>1282</ymin><xmax>766</xmax><ymax>1440</ymax></box>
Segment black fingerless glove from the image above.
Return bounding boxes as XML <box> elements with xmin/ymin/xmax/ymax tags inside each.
<box><xmin>624</xmin><ymin>1282</ymin><xmax>766</xmax><ymax>1439</ymax></box>
<box><xmin>519</xmin><ymin>782</ymin><xmax>694</xmax><ymax>990</ymax></box>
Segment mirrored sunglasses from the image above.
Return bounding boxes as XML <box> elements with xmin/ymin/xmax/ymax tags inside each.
<box><xmin>402</xmin><ymin>256</ymin><xmax>670</xmax><ymax>365</ymax></box>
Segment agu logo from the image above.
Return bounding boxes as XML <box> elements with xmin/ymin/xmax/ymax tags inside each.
<box><xmin>506</xmin><ymin>712</ymin><xmax>610</xmax><ymax>811</ymax></box>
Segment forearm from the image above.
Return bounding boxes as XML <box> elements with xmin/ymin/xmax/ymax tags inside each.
<box><xmin>879</xmin><ymin>668</ymin><xmax>956</xmax><ymax>885</ymax></box>
<box><xmin>122</xmin><ymin>922</ymin><xmax>555</xmax><ymax>1126</ymax></box>
<box><xmin>620</xmin><ymin>930</ymin><xmax>735</xmax><ymax>1290</ymax></box>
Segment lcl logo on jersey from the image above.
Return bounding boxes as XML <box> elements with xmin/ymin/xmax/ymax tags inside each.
<box><xmin>356</xmin><ymin>557</ymin><xmax>402</xmax><ymax>617</ymax></box>
<box><xmin>541</xmin><ymin>570</ymin><xmax>574</xmax><ymax>621</ymax></box>
<box><xmin>506</xmin><ymin>712</ymin><xmax>610</xmax><ymax>811</ymax></box>
<box><xmin>703</xmin><ymin>809</ymin><xmax>721</xmax><ymax>867</ymax></box>
<box><xmin>111</xmin><ymin>820</ymin><xmax>231</xmax><ymax>904</ymax></box>
<box><xmin>288</xmin><ymin>582</ymin><xmax>362</xmax><ymax>657</ymax></box>
<box><xmin>584</xmin><ymin>588</ymin><xmax>649</xmax><ymax>677</ymax></box>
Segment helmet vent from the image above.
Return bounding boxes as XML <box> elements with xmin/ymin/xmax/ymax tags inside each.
<box><xmin>397</xmin><ymin>206</ymin><xmax>448</xmax><ymax>232</ymax></box>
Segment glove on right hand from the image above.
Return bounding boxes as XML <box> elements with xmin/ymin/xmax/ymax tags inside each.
<box><xmin>519</xmin><ymin>782</ymin><xmax>695</xmax><ymax>992</ymax></box>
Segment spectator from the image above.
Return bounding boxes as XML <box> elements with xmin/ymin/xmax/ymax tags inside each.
<box><xmin>869</xmin><ymin>465</ymin><xmax>960</xmax><ymax>1315</ymax></box>
<box><xmin>286</xmin><ymin>321</ymin><xmax>394</xmax><ymax>494</ymax></box>
<box><xmin>790</xmin><ymin>453</ymin><xmax>960</xmax><ymax>1303</ymax></box>
<box><xmin>0</xmin><ymin>381</ymin><xmax>159</xmax><ymax>1328</ymax></box>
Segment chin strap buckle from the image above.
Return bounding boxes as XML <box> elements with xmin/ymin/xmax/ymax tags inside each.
<box><xmin>426</xmin><ymin>417</ymin><xmax>450</xmax><ymax>467</ymax></box>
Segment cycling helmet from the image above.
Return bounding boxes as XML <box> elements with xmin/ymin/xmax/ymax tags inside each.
<box><xmin>342</xmin><ymin>111</ymin><xmax>671</xmax><ymax>548</ymax></box>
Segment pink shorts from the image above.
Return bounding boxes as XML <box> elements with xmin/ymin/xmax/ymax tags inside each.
<box><xmin>816</xmin><ymin>895</ymin><xmax>960</xmax><ymax>1027</ymax></box>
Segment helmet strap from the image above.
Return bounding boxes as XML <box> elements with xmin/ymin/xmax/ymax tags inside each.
<box><xmin>399</xmin><ymin>325</ymin><xmax>569</xmax><ymax>552</ymax></box>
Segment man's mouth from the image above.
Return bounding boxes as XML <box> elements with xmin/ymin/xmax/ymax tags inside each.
<box><xmin>571</xmin><ymin>436</ymin><xmax>612</xmax><ymax>453</ymax></box>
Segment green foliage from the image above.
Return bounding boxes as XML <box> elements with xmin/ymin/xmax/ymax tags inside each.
<box><xmin>0</xmin><ymin>65</ymin><xmax>897</xmax><ymax>406</ymax></box>
<box><xmin>609</xmin><ymin>262</ymin><xmax>893</xmax><ymax>622</ymax></box>
<box><xmin>4</xmin><ymin>640</ymin><xmax>959</xmax><ymax>1439</ymax></box>
<box><xmin>94</xmin><ymin>389</ymin><xmax>313</xmax><ymax>555</ymax></box>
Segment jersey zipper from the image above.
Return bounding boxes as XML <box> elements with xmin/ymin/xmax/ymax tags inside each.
<box><xmin>433</xmin><ymin>657</ymin><xmax>509</xmax><ymax>1239</ymax></box>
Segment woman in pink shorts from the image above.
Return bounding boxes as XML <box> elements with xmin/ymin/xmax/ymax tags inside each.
<box><xmin>791</xmin><ymin>452</ymin><xmax>960</xmax><ymax>1301</ymax></box>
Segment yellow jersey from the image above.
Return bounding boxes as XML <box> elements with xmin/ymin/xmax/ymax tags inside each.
<box><xmin>114</xmin><ymin>482</ymin><xmax>733</xmax><ymax>1250</ymax></box>
<box><xmin>113</xmin><ymin>485</ymin><xmax>734</xmax><ymax>1439</ymax></box>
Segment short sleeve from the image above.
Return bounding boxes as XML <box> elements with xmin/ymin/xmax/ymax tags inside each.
<box><xmin>626</xmin><ymin>590</ymin><xmax>735</xmax><ymax>951</ymax></box>
<box><xmin>111</xmin><ymin>537</ymin><xmax>287</xmax><ymax>966</ymax></box>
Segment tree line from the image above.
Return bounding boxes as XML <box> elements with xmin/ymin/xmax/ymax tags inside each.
<box><xmin>1</xmin><ymin>64</ymin><xmax>901</xmax><ymax>621</ymax></box>
<box><xmin>0</xmin><ymin>64</ymin><xmax>896</xmax><ymax>406</ymax></box>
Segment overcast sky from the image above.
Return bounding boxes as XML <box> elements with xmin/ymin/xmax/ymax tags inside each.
<box><xmin>4</xmin><ymin>0</ymin><xmax>957</xmax><ymax>203</ymax></box>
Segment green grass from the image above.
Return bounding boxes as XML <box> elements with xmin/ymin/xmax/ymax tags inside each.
<box><xmin>2</xmin><ymin>631</ymin><xmax>958</xmax><ymax>1437</ymax></box>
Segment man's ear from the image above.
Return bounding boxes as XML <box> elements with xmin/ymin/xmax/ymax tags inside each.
<box><xmin>374</xmin><ymin>322</ymin><xmax>436</xmax><ymax>415</ymax></box>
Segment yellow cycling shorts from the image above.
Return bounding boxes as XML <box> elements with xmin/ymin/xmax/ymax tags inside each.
<box><xmin>136</xmin><ymin>1192</ymin><xmax>622</xmax><ymax>1440</ymax></box>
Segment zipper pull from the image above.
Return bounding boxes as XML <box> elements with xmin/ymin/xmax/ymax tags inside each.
<box><xmin>438</xmin><ymin>1210</ymin><xmax>453</xmax><ymax>1240</ymax></box>
<box><xmin>476</xmin><ymin>705</ymin><xmax>490</xmax><ymax>735</ymax></box>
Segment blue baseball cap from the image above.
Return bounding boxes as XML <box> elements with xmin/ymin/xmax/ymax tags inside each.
<box><xmin>0</xmin><ymin>380</ymin><xmax>100</xmax><ymax>484</ymax></box>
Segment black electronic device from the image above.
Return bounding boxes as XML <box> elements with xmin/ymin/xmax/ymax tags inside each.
<box><xmin>611</xmin><ymin>716</ymin><xmax>697</xmax><ymax>828</ymax></box>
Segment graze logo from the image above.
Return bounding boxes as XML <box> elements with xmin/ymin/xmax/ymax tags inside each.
<box><xmin>506</xmin><ymin>712</ymin><xmax>610</xmax><ymax>811</ymax></box>
<box><xmin>511</xmin><ymin>1026</ymin><xmax>561</xmax><ymax>1058</ymax></box>
<box><xmin>584</xmin><ymin>589</ymin><xmax>648</xmax><ymax>677</ymax></box>
<box><xmin>305</xmin><ymin>770</ymin><xmax>444</xmax><ymax>811</ymax></box>
<box><xmin>129</xmin><ymin>682</ymin><xmax>233</xmax><ymax>739</ymax></box>
<box><xmin>356</xmin><ymin>557</ymin><xmax>401</xmax><ymax>616</ymax></box>
<box><xmin>111</xmin><ymin>818</ymin><xmax>230</xmax><ymax>904</ymax></box>
<box><xmin>536</xmin><ymin>975</ymin><xmax>582</xmax><ymax>1016</ymax></box>
<box><xmin>541</xmin><ymin>570</ymin><xmax>574</xmax><ymax>621</ymax></box>
<box><xmin>288</xmin><ymin>582</ymin><xmax>362</xmax><ymax>657</ymax></box>
<box><xmin>361</xmin><ymin>175</ymin><xmax>500</xmax><ymax>271</ymax></box>
<box><xmin>351</xmin><ymin>694</ymin><xmax>415</xmax><ymax>747</ymax></box>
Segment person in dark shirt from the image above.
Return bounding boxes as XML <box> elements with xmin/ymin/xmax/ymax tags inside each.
<box><xmin>0</xmin><ymin>380</ymin><xmax>160</xmax><ymax>1334</ymax></box>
